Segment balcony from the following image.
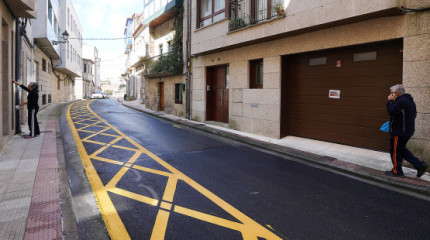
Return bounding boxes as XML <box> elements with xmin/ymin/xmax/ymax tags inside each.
<box><xmin>142</xmin><ymin>51</ymin><xmax>183</xmax><ymax>78</ymax></box>
<box><xmin>191</xmin><ymin>0</ymin><xmax>403</xmax><ymax>56</ymax></box>
<box><xmin>228</xmin><ymin>0</ymin><xmax>285</xmax><ymax>32</ymax></box>
<box><xmin>143</xmin><ymin>0</ymin><xmax>183</xmax><ymax>28</ymax></box>
<box><xmin>5</xmin><ymin>0</ymin><xmax>37</xmax><ymax>18</ymax></box>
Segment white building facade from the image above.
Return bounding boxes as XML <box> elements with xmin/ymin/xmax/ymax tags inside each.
<box><xmin>76</xmin><ymin>43</ymin><xmax>100</xmax><ymax>99</ymax></box>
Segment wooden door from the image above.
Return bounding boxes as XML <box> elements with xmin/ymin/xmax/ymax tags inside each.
<box><xmin>206</xmin><ymin>66</ymin><xmax>229</xmax><ymax>123</ymax></box>
<box><xmin>159</xmin><ymin>82</ymin><xmax>164</xmax><ymax>111</ymax></box>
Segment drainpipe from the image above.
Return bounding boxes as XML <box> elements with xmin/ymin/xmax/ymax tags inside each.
<box><xmin>185</xmin><ymin>0</ymin><xmax>192</xmax><ymax>120</ymax></box>
<box><xmin>14</xmin><ymin>18</ymin><xmax>25</xmax><ymax>134</ymax></box>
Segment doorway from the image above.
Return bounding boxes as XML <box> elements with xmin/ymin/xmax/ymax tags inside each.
<box><xmin>206</xmin><ymin>65</ymin><xmax>229</xmax><ymax>123</ymax></box>
<box><xmin>159</xmin><ymin>82</ymin><xmax>164</xmax><ymax>111</ymax></box>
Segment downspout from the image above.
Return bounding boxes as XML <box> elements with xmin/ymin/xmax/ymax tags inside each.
<box><xmin>14</xmin><ymin>18</ymin><xmax>25</xmax><ymax>134</ymax></box>
<box><xmin>185</xmin><ymin>0</ymin><xmax>192</xmax><ymax>120</ymax></box>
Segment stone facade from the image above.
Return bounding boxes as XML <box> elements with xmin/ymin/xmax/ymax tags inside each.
<box><xmin>146</xmin><ymin>75</ymin><xmax>186</xmax><ymax>117</ymax></box>
<box><xmin>124</xmin><ymin>5</ymin><xmax>187</xmax><ymax>117</ymax></box>
<box><xmin>0</xmin><ymin>1</ymin><xmax>16</xmax><ymax>149</ymax></box>
<box><xmin>190</xmin><ymin>0</ymin><xmax>430</xmax><ymax>162</ymax></box>
<box><xmin>34</xmin><ymin>46</ymin><xmax>54</xmax><ymax>109</ymax></box>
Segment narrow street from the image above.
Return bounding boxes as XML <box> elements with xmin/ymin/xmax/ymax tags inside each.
<box><xmin>60</xmin><ymin>99</ymin><xmax>430</xmax><ymax>240</ymax></box>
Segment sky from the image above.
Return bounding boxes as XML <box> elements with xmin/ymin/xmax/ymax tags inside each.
<box><xmin>72</xmin><ymin>0</ymin><xmax>144</xmax><ymax>81</ymax></box>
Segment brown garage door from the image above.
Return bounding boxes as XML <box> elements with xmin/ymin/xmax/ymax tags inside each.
<box><xmin>283</xmin><ymin>40</ymin><xmax>403</xmax><ymax>151</ymax></box>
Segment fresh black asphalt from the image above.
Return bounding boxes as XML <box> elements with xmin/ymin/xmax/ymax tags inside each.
<box><xmin>63</xmin><ymin>99</ymin><xmax>430</xmax><ymax>240</ymax></box>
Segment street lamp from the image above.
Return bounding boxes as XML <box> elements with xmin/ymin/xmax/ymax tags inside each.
<box><xmin>53</xmin><ymin>30</ymin><xmax>69</xmax><ymax>45</ymax></box>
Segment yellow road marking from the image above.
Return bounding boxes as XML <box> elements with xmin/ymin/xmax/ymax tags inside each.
<box><xmin>90</xmin><ymin>156</ymin><xmax>124</xmax><ymax>166</ymax></box>
<box><xmin>162</xmin><ymin>176</ymin><xmax>178</xmax><ymax>202</ymax></box>
<box><xmin>174</xmin><ymin>205</ymin><xmax>243</xmax><ymax>231</ymax></box>
<box><xmin>109</xmin><ymin>187</ymin><xmax>159</xmax><ymax>206</ymax></box>
<box><xmin>67</xmin><ymin>101</ymin><xmax>283</xmax><ymax>240</ymax></box>
<box><xmin>67</xmin><ymin>103</ymin><xmax>131</xmax><ymax>240</ymax></box>
<box><xmin>132</xmin><ymin>165</ymin><xmax>173</xmax><ymax>178</ymax></box>
<box><xmin>150</xmin><ymin>210</ymin><xmax>170</xmax><ymax>240</ymax></box>
<box><xmin>111</xmin><ymin>145</ymin><xmax>139</xmax><ymax>152</ymax></box>
<box><xmin>160</xmin><ymin>202</ymin><xmax>172</xmax><ymax>211</ymax></box>
<box><xmin>105</xmin><ymin>167</ymin><xmax>129</xmax><ymax>189</ymax></box>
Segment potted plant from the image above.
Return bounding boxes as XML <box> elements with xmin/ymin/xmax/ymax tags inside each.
<box><xmin>229</xmin><ymin>17</ymin><xmax>246</xmax><ymax>31</ymax></box>
<box><xmin>274</xmin><ymin>3</ymin><xmax>285</xmax><ymax>16</ymax></box>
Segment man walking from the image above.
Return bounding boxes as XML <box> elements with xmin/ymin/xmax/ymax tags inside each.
<box><xmin>385</xmin><ymin>84</ymin><xmax>428</xmax><ymax>178</ymax></box>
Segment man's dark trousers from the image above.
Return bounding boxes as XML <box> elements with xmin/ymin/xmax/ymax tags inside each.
<box><xmin>390</xmin><ymin>135</ymin><xmax>423</xmax><ymax>175</ymax></box>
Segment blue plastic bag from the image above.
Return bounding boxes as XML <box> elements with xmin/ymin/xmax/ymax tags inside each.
<box><xmin>380</xmin><ymin>121</ymin><xmax>390</xmax><ymax>133</ymax></box>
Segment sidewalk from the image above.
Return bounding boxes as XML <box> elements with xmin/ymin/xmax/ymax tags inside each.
<box><xmin>0</xmin><ymin>104</ymin><xmax>63</xmax><ymax>240</ymax></box>
<box><xmin>119</xmin><ymin>99</ymin><xmax>430</xmax><ymax>197</ymax></box>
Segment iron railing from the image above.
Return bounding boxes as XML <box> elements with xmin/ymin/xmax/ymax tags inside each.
<box><xmin>228</xmin><ymin>0</ymin><xmax>285</xmax><ymax>31</ymax></box>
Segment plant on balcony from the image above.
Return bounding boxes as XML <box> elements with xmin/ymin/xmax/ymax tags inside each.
<box><xmin>274</xmin><ymin>3</ymin><xmax>285</xmax><ymax>16</ymax></box>
<box><xmin>229</xmin><ymin>17</ymin><xmax>247</xmax><ymax>31</ymax></box>
<box><xmin>143</xmin><ymin>7</ymin><xmax>184</xmax><ymax>78</ymax></box>
<box><xmin>146</xmin><ymin>51</ymin><xmax>183</xmax><ymax>78</ymax></box>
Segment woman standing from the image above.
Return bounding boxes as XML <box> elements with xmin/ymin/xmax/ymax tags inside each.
<box><xmin>12</xmin><ymin>79</ymin><xmax>40</xmax><ymax>138</ymax></box>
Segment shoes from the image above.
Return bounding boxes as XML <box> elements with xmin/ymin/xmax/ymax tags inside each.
<box><xmin>23</xmin><ymin>135</ymin><xmax>33</xmax><ymax>139</ymax></box>
<box><xmin>417</xmin><ymin>163</ymin><xmax>429</xmax><ymax>178</ymax></box>
<box><xmin>384</xmin><ymin>171</ymin><xmax>405</xmax><ymax>178</ymax></box>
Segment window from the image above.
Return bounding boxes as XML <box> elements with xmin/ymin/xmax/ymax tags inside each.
<box><xmin>35</xmin><ymin>61</ymin><xmax>39</xmax><ymax>82</ymax></box>
<box><xmin>167</xmin><ymin>41</ymin><xmax>172</xmax><ymax>53</ymax></box>
<box><xmin>250</xmin><ymin>0</ymin><xmax>283</xmax><ymax>23</ymax></box>
<box><xmin>48</xmin><ymin>1</ymin><xmax>53</xmax><ymax>24</ymax></box>
<box><xmin>198</xmin><ymin>0</ymin><xmax>226</xmax><ymax>28</ymax></box>
<box><xmin>309</xmin><ymin>57</ymin><xmax>327</xmax><ymax>66</ymax></box>
<box><xmin>84</xmin><ymin>64</ymin><xmax>87</xmax><ymax>73</ymax></box>
<box><xmin>250</xmin><ymin>59</ymin><xmax>263</xmax><ymax>89</ymax></box>
<box><xmin>175</xmin><ymin>83</ymin><xmax>185</xmax><ymax>104</ymax></box>
<box><xmin>251</xmin><ymin>0</ymin><xmax>268</xmax><ymax>21</ymax></box>
<box><xmin>229</xmin><ymin>0</ymin><xmax>239</xmax><ymax>18</ymax></box>
<box><xmin>27</xmin><ymin>58</ymin><xmax>31</xmax><ymax>84</ymax></box>
<box><xmin>42</xmin><ymin>59</ymin><xmax>47</xmax><ymax>72</ymax></box>
<box><xmin>42</xmin><ymin>94</ymin><xmax>47</xmax><ymax>105</ymax></box>
<box><xmin>159</xmin><ymin>44</ymin><xmax>163</xmax><ymax>55</ymax></box>
<box><xmin>353</xmin><ymin>51</ymin><xmax>377</xmax><ymax>62</ymax></box>
<box><xmin>54</xmin><ymin>17</ymin><xmax>58</xmax><ymax>35</ymax></box>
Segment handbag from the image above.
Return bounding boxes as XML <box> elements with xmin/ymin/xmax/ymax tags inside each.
<box><xmin>380</xmin><ymin>121</ymin><xmax>390</xmax><ymax>133</ymax></box>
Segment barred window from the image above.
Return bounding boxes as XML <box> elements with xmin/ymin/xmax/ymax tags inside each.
<box><xmin>175</xmin><ymin>83</ymin><xmax>185</xmax><ymax>104</ymax></box>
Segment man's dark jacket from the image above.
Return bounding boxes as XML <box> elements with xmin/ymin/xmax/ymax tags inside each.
<box><xmin>20</xmin><ymin>85</ymin><xmax>39</xmax><ymax>109</ymax></box>
<box><xmin>386</xmin><ymin>94</ymin><xmax>417</xmax><ymax>137</ymax></box>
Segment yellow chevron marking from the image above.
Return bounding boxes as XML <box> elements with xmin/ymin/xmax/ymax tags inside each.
<box><xmin>67</xmin><ymin>100</ymin><xmax>282</xmax><ymax>240</ymax></box>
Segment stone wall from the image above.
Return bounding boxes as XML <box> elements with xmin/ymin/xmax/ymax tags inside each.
<box><xmin>402</xmin><ymin>8</ymin><xmax>430</xmax><ymax>163</ymax></box>
<box><xmin>191</xmin><ymin>9</ymin><xmax>430</xmax><ymax>163</ymax></box>
<box><xmin>34</xmin><ymin>47</ymin><xmax>54</xmax><ymax>110</ymax></box>
<box><xmin>145</xmin><ymin>75</ymin><xmax>185</xmax><ymax>117</ymax></box>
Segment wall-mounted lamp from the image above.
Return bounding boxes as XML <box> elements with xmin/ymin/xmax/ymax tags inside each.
<box><xmin>53</xmin><ymin>30</ymin><xmax>69</xmax><ymax>45</ymax></box>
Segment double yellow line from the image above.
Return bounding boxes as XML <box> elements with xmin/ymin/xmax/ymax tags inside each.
<box><xmin>67</xmin><ymin>101</ymin><xmax>283</xmax><ymax>240</ymax></box>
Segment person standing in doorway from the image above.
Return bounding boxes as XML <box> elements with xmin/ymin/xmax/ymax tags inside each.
<box><xmin>386</xmin><ymin>84</ymin><xmax>428</xmax><ymax>178</ymax></box>
<box><xmin>12</xmin><ymin>79</ymin><xmax>40</xmax><ymax>139</ymax></box>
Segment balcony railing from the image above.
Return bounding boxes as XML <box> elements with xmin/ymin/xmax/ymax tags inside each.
<box><xmin>228</xmin><ymin>0</ymin><xmax>285</xmax><ymax>32</ymax></box>
<box><xmin>141</xmin><ymin>51</ymin><xmax>183</xmax><ymax>78</ymax></box>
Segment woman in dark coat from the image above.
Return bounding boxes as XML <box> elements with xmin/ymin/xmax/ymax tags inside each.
<box><xmin>12</xmin><ymin>79</ymin><xmax>40</xmax><ymax>138</ymax></box>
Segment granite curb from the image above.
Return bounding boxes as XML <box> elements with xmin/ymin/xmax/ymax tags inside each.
<box><xmin>118</xmin><ymin>99</ymin><xmax>430</xmax><ymax>199</ymax></box>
